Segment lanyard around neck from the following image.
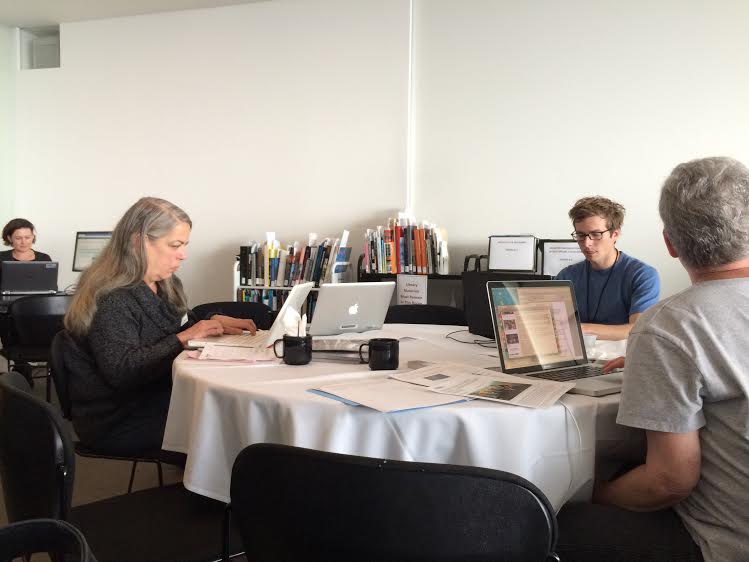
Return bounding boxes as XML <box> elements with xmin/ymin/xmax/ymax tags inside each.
<box><xmin>586</xmin><ymin>250</ymin><xmax>620</xmax><ymax>323</ymax></box>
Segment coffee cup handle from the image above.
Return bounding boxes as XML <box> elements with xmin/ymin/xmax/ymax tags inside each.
<box><xmin>273</xmin><ymin>339</ymin><xmax>284</xmax><ymax>359</ymax></box>
<box><xmin>358</xmin><ymin>342</ymin><xmax>369</xmax><ymax>364</ymax></box>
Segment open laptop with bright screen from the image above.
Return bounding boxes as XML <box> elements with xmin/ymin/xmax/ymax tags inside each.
<box><xmin>487</xmin><ymin>279</ymin><xmax>622</xmax><ymax>396</ymax></box>
<box><xmin>73</xmin><ymin>232</ymin><xmax>112</xmax><ymax>272</ymax></box>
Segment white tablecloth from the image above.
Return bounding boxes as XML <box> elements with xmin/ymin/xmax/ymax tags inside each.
<box><xmin>163</xmin><ymin>324</ymin><xmax>627</xmax><ymax>511</ymax></box>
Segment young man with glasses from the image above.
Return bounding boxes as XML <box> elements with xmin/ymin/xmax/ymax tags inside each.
<box><xmin>556</xmin><ymin>196</ymin><xmax>660</xmax><ymax>340</ymax></box>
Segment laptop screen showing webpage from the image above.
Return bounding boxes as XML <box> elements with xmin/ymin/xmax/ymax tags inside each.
<box><xmin>487</xmin><ymin>281</ymin><xmax>587</xmax><ymax>373</ymax></box>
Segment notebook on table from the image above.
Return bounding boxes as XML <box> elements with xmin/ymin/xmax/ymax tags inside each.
<box><xmin>308</xmin><ymin>282</ymin><xmax>395</xmax><ymax>336</ymax></box>
<box><xmin>486</xmin><ymin>279</ymin><xmax>622</xmax><ymax>397</ymax></box>
<box><xmin>0</xmin><ymin>261</ymin><xmax>59</xmax><ymax>295</ymax></box>
<box><xmin>188</xmin><ymin>282</ymin><xmax>314</xmax><ymax>348</ymax></box>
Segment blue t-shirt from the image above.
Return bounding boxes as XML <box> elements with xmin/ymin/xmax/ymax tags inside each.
<box><xmin>555</xmin><ymin>251</ymin><xmax>660</xmax><ymax>325</ymax></box>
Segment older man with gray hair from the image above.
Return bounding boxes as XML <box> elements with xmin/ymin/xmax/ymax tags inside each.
<box><xmin>557</xmin><ymin>157</ymin><xmax>749</xmax><ymax>561</ymax></box>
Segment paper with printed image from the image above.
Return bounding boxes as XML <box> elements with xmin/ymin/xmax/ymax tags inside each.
<box><xmin>391</xmin><ymin>362</ymin><xmax>574</xmax><ymax>409</ymax></box>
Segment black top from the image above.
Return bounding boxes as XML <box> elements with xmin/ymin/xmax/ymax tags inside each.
<box><xmin>66</xmin><ymin>281</ymin><xmax>195</xmax><ymax>446</ymax></box>
<box><xmin>0</xmin><ymin>249</ymin><xmax>52</xmax><ymax>262</ymax></box>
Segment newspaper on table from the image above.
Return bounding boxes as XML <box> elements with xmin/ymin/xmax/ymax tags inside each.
<box><xmin>390</xmin><ymin>362</ymin><xmax>574</xmax><ymax>409</ymax></box>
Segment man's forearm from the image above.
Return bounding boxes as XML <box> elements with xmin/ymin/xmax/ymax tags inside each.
<box><xmin>581</xmin><ymin>322</ymin><xmax>633</xmax><ymax>340</ymax></box>
<box><xmin>594</xmin><ymin>464</ymin><xmax>688</xmax><ymax>511</ymax></box>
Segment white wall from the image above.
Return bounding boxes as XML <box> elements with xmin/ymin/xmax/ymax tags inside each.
<box><xmin>0</xmin><ymin>25</ymin><xmax>15</xmax><ymax>228</ymax></box>
<box><xmin>412</xmin><ymin>0</ymin><xmax>749</xmax><ymax>298</ymax></box>
<box><xmin>12</xmin><ymin>0</ymin><xmax>749</xmax><ymax>303</ymax></box>
<box><xmin>13</xmin><ymin>0</ymin><xmax>409</xmax><ymax>305</ymax></box>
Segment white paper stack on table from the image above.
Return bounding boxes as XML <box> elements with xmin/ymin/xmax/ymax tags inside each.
<box><xmin>311</xmin><ymin>362</ymin><xmax>574</xmax><ymax>412</ymax></box>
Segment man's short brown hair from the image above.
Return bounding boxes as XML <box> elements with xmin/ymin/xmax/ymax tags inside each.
<box><xmin>568</xmin><ymin>196</ymin><xmax>625</xmax><ymax>231</ymax></box>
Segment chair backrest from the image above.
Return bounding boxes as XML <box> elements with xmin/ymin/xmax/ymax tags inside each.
<box><xmin>0</xmin><ymin>371</ymin><xmax>75</xmax><ymax>523</ymax></box>
<box><xmin>191</xmin><ymin>301</ymin><xmax>274</xmax><ymax>330</ymax></box>
<box><xmin>49</xmin><ymin>330</ymin><xmax>74</xmax><ymax>419</ymax></box>
<box><xmin>8</xmin><ymin>294</ymin><xmax>72</xmax><ymax>347</ymax></box>
<box><xmin>385</xmin><ymin>304</ymin><xmax>467</xmax><ymax>326</ymax></box>
<box><xmin>0</xmin><ymin>519</ymin><xmax>97</xmax><ymax>562</ymax></box>
<box><xmin>230</xmin><ymin>443</ymin><xmax>558</xmax><ymax>561</ymax></box>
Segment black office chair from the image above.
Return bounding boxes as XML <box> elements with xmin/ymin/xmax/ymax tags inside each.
<box><xmin>385</xmin><ymin>304</ymin><xmax>467</xmax><ymax>326</ymax></box>
<box><xmin>225</xmin><ymin>443</ymin><xmax>560</xmax><ymax>562</ymax></box>
<box><xmin>0</xmin><ymin>371</ymin><xmax>243</xmax><ymax>562</ymax></box>
<box><xmin>192</xmin><ymin>301</ymin><xmax>274</xmax><ymax>329</ymax></box>
<box><xmin>0</xmin><ymin>519</ymin><xmax>97</xmax><ymax>562</ymax></box>
<box><xmin>49</xmin><ymin>330</ymin><xmax>181</xmax><ymax>494</ymax></box>
<box><xmin>0</xmin><ymin>294</ymin><xmax>71</xmax><ymax>402</ymax></box>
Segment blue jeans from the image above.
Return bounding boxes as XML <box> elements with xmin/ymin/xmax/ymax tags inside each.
<box><xmin>556</xmin><ymin>502</ymin><xmax>703</xmax><ymax>561</ymax></box>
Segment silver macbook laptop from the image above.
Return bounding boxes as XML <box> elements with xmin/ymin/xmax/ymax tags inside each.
<box><xmin>308</xmin><ymin>282</ymin><xmax>395</xmax><ymax>336</ymax></box>
<box><xmin>486</xmin><ymin>279</ymin><xmax>622</xmax><ymax>397</ymax></box>
<box><xmin>0</xmin><ymin>261</ymin><xmax>59</xmax><ymax>295</ymax></box>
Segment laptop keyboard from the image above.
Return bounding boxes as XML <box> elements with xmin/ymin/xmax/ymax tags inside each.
<box><xmin>527</xmin><ymin>364</ymin><xmax>603</xmax><ymax>382</ymax></box>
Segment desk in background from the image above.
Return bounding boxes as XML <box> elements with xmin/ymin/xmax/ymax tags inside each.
<box><xmin>163</xmin><ymin>324</ymin><xmax>629</xmax><ymax>511</ymax></box>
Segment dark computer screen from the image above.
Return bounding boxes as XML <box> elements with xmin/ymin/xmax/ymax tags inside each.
<box><xmin>73</xmin><ymin>231</ymin><xmax>112</xmax><ymax>272</ymax></box>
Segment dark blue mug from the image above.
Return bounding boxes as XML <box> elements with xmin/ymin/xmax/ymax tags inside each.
<box><xmin>358</xmin><ymin>338</ymin><xmax>399</xmax><ymax>370</ymax></box>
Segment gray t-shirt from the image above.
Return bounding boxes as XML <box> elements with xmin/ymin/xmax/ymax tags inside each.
<box><xmin>617</xmin><ymin>278</ymin><xmax>749</xmax><ymax>562</ymax></box>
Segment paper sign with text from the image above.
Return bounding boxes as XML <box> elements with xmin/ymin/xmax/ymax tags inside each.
<box><xmin>397</xmin><ymin>274</ymin><xmax>428</xmax><ymax>305</ymax></box>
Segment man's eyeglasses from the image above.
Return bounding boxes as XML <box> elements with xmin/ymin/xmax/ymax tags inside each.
<box><xmin>571</xmin><ymin>229</ymin><xmax>612</xmax><ymax>241</ymax></box>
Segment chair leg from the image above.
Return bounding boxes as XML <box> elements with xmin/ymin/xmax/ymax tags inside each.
<box><xmin>157</xmin><ymin>461</ymin><xmax>164</xmax><ymax>487</ymax></box>
<box><xmin>127</xmin><ymin>461</ymin><xmax>138</xmax><ymax>493</ymax></box>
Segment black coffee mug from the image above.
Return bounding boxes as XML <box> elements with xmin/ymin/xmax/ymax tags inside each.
<box><xmin>358</xmin><ymin>338</ymin><xmax>399</xmax><ymax>370</ymax></box>
<box><xmin>273</xmin><ymin>335</ymin><xmax>312</xmax><ymax>365</ymax></box>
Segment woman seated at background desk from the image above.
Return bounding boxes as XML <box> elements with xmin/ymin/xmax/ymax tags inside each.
<box><xmin>62</xmin><ymin>197</ymin><xmax>255</xmax><ymax>455</ymax></box>
<box><xmin>0</xmin><ymin>218</ymin><xmax>52</xmax><ymax>263</ymax></box>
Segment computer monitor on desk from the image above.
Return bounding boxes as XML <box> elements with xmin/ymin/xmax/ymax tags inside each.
<box><xmin>73</xmin><ymin>231</ymin><xmax>112</xmax><ymax>272</ymax></box>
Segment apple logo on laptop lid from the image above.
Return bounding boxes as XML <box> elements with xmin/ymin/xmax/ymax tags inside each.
<box><xmin>348</xmin><ymin>303</ymin><xmax>359</xmax><ymax>316</ymax></box>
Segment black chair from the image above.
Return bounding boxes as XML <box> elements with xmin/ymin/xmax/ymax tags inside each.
<box><xmin>192</xmin><ymin>301</ymin><xmax>274</xmax><ymax>330</ymax></box>
<box><xmin>0</xmin><ymin>519</ymin><xmax>97</xmax><ymax>562</ymax></box>
<box><xmin>0</xmin><ymin>294</ymin><xmax>72</xmax><ymax>402</ymax></box>
<box><xmin>49</xmin><ymin>330</ymin><xmax>177</xmax><ymax>494</ymax></box>
<box><xmin>0</xmin><ymin>371</ymin><xmax>243</xmax><ymax>562</ymax></box>
<box><xmin>225</xmin><ymin>443</ymin><xmax>559</xmax><ymax>562</ymax></box>
<box><xmin>385</xmin><ymin>304</ymin><xmax>467</xmax><ymax>326</ymax></box>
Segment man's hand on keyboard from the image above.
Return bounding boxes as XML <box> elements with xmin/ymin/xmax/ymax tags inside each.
<box><xmin>602</xmin><ymin>356</ymin><xmax>625</xmax><ymax>374</ymax></box>
<box><xmin>212</xmin><ymin>314</ymin><xmax>257</xmax><ymax>335</ymax></box>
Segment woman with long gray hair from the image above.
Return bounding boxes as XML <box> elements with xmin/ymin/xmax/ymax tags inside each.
<box><xmin>63</xmin><ymin>197</ymin><xmax>254</xmax><ymax>454</ymax></box>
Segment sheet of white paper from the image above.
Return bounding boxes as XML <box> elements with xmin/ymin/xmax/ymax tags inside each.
<box><xmin>313</xmin><ymin>377</ymin><xmax>466</xmax><ymax>412</ymax></box>
<box><xmin>198</xmin><ymin>344</ymin><xmax>277</xmax><ymax>362</ymax></box>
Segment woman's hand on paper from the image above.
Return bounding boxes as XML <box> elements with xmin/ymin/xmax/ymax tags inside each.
<box><xmin>602</xmin><ymin>356</ymin><xmax>625</xmax><ymax>374</ymax></box>
<box><xmin>212</xmin><ymin>314</ymin><xmax>257</xmax><ymax>335</ymax></box>
<box><xmin>177</xmin><ymin>319</ymin><xmax>225</xmax><ymax>347</ymax></box>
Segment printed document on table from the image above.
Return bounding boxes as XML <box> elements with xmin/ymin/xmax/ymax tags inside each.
<box><xmin>311</xmin><ymin>377</ymin><xmax>466</xmax><ymax>413</ymax></box>
<box><xmin>391</xmin><ymin>363</ymin><xmax>574</xmax><ymax>409</ymax></box>
<box><xmin>198</xmin><ymin>344</ymin><xmax>277</xmax><ymax>363</ymax></box>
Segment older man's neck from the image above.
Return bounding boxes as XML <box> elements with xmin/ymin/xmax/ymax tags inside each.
<box><xmin>689</xmin><ymin>258</ymin><xmax>749</xmax><ymax>283</ymax></box>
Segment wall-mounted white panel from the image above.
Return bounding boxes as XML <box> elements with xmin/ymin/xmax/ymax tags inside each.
<box><xmin>413</xmin><ymin>0</ymin><xmax>749</xmax><ymax>298</ymax></box>
<box><xmin>15</xmin><ymin>0</ymin><xmax>409</xmax><ymax>303</ymax></box>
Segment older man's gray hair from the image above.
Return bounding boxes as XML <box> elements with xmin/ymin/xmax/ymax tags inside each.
<box><xmin>660</xmin><ymin>156</ymin><xmax>749</xmax><ymax>269</ymax></box>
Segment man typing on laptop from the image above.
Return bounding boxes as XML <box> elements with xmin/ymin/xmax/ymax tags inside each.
<box><xmin>556</xmin><ymin>196</ymin><xmax>660</xmax><ymax>340</ymax></box>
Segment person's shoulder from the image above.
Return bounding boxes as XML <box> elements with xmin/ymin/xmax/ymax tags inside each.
<box><xmin>33</xmin><ymin>251</ymin><xmax>52</xmax><ymax>261</ymax></box>
<box><xmin>555</xmin><ymin>260</ymin><xmax>586</xmax><ymax>280</ymax></box>
<box><xmin>619</xmin><ymin>252</ymin><xmax>659</xmax><ymax>281</ymax></box>
<box><xmin>0</xmin><ymin>249</ymin><xmax>13</xmax><ymax>260</ymax></box>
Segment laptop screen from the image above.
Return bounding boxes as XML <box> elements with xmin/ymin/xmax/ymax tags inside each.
<box><xmin>487</xmin><ymin>280</ymin><xmax>587</xmax><ymax>373</ymax></box>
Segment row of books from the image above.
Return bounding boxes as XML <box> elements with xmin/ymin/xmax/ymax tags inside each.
<box><xmin>239</xmin><ymin>231</ymin><xmax>352</xmax><ymax>288</ymax></box>
<box><xmin>363</xmin><ymin>216</ymin><xmax>449</xmax><ymax>275</ymax></box>
<box><xmin>236</xmin><ymin>287</ymin><xmax>319</xmax><ymax>315</ymax></box>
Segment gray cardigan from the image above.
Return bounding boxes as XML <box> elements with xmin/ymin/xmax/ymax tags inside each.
<box><xmin>68</xmin><ymin>281</ymin><xmax>194</xmax><ymax>446</ymax></box>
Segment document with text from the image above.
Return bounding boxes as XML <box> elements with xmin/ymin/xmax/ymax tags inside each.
<box><xmin>391</xmin><ymin>362</ymin><xmax>574</xmax><ymax>409</ymax></box>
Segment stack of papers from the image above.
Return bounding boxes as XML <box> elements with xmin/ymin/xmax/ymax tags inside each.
<box><xmin>311</xmin><ymin>362</ymin><xmax>574</xmax><ymax>412</ymax></box>
<box><xmin>196</xmin><ymin>343</ymin><xmax>277</xmax><ymax>363</ymax></box>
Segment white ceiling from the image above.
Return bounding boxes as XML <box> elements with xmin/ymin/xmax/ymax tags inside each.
<box><xmin>0</xmin><ymin>0</ymin><xmax>269</xmax><ymax>28</ymax></box>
